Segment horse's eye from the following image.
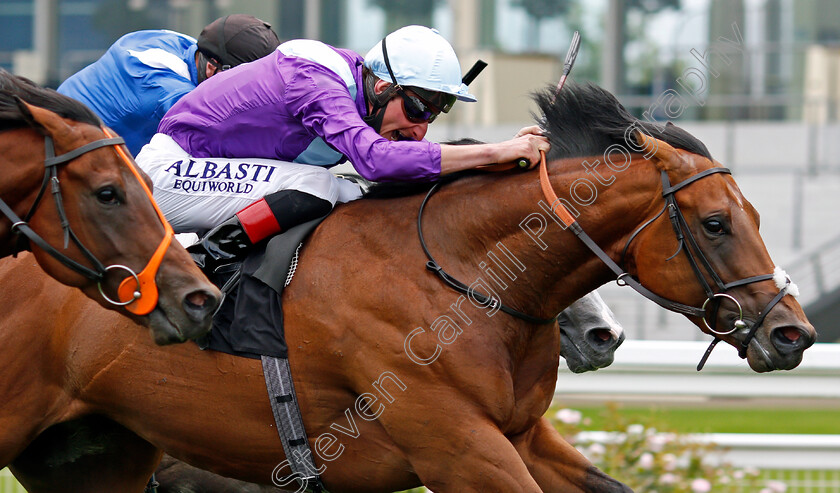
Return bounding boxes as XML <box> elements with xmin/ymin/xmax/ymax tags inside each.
<box><xmin>703</xmin><ymin>218</ymin><xmax>725</xmax><ymax>235</ymax></box>
<box><xmin>96</xmin><ymin>186</ymin><xmax>119</xmax><ymax>205</ymax></box>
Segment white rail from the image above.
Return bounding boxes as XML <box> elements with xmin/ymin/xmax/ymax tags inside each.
<box><xmin>576</xmin><ymin>431</ymin><xmax>840</xmax><ymax>470</ymax></box>
<box><xmin>557</xmin><ymin>340</ymin><xmax>840</xmax><ymax>473</ymax></box>
<box><xmin>556</xmin><ymin>340</ymin><xmax>840</xmax><ymax>403</ymax></box>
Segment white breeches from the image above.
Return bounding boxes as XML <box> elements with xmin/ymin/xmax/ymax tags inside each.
<box><xmin>135</xmin><ymin>134</ymin><xmax>362</xmax><ymax>234</ymax></box>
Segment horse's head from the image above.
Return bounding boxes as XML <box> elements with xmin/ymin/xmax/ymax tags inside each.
<box><xmin>534</xmin><ymin>82</ymin><xmax>815</xmax><ymax>372</ymax></box>
<box><xmin>0</xmin><ymin>70</ymin><xmax>219</xmax><ymax>344</ymax></box>
<box><xmin>557</xmin><ymin>290</ymin><xmax>625</xmax><ymax>373</ymax></box>
<box><xmin>625</xmin><ymin>132</ymin><xmax>816</xmax><ymax>372</ymax></box>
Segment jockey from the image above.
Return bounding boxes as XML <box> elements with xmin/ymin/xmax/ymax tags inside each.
<box><xmin>57</xmin><ymin>14</ymin><xmax>280</xmax><ymax>155</ymax></box>
<box><xmin>135</xmin><ymin>25</ymin><xmax>550</xmax><ymax>273</ymax></box>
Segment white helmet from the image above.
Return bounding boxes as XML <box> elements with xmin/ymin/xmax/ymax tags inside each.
<box><xmin>364</xmin><ymin>25</ymin><xmax>477</xmax><ymax>103</ymax></box>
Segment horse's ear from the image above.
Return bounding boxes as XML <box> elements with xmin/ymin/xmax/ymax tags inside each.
<box><xmin>635</xmin><ymin>130</ymin><xmax>681</xmax><ymax>170</ymax></box>
<box><xmin>14</xmin><ymin>97</ymin><xmax>73</xmax><ymax>140</ymax></box>
<box><xmin>13</xmin><ymin>96</ymin><xmax>41</xmax><ymax>131</ymax></box>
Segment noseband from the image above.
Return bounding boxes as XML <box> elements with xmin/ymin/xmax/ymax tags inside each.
<box><xmin>538</xmin><ymin>152</ymin><xmax>792</xmax><ymax>370</ymax></box>
<box><xmin>0</xmin><ymin>127</ymin><xmax>173</xmax><ymax>315</ymax></box>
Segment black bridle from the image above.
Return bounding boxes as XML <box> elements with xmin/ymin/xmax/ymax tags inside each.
<box><xmin>0</xmin><ymin>133</ymin><xmax>144</xmax><ymax>307</ymax></box>
<box><xmin>418</xmin><ymin>182</ymin><xmax>558</xmax><ymax>326</ymax></box>
<box><xmin>619</xmin><ymin>167</ymin><xmax>792</xmax><ymax>370</ymax></box>
<box><xmin>418</xmin><ymin>157</ymin><xmax>794</xmax><ymax>371</ymax></box>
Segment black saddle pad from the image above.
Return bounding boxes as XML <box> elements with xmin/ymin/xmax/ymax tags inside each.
<box><xmin>200</xmin><ymin>217</ymin><xmax>325</xmax><ymax>359</ymax></box>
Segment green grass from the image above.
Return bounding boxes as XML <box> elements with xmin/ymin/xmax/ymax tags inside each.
<box><xmin>558</xmin><ymin>405</ymin><xmax>840</xmax><ymax>435</ymax></box>
<box><xmin>0</xmin><ymin>468</ymin><xmax>25</xmax><ymax>493</ymax></box>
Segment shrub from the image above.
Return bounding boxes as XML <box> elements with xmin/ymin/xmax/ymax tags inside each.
<box><xmin>549</xmin><ymin>403</ymin><xmax>785</xmax><ymax>493</ymax></box>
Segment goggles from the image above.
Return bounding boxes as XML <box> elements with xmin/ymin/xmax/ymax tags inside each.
<box><xmin>397</xmin><ymin>89</ymin><xmax>454</xmax><ymax>124</ymax></box>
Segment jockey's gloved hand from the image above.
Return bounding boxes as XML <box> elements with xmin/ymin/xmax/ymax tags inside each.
<box><xmin>187</xmin><ymin>215</ymin><xmax>254</xmax><ymax>272</ymax></box>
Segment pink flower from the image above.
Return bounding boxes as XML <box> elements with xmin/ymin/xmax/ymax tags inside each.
<box><xmin>691</xmin><ymin>478</ymin><xmax>712</xmax><ymax>493</ymax></box>
<box><xmin>659</xmin><ymin>473</ymin><xmax>678</xmax><ymax>485</ymax></box>
<box><xmin>554</xmin><ymin>408</ymin><xmax>582</xmax><ymax>425</ymax></box>
<box><xmin>646</xmin><ymin>434</ymin><xmax>668</xmax><ymax>452</ymax></box>
<box><xmin>587</xmin><ymin>443</ymin><xmax>606</xmax><ymax>458</ymax></box>
<box><xmin>637</xmin><ymin>452</ymin><xmax>654</xmax><ymax>470</ymax></box>
<box><xmin>765</xmin><ymin>480</ymin><xmax>788</xmax><ymax>492</ymax></box>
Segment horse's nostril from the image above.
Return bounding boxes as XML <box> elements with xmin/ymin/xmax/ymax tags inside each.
<box><xmin>780</xmin><ymin>326</ymin><xmax>801</xmax><ymax>343</ymax></box>
<box><xmin>586</xmin><ymin>328</ymin><xmax>616</xmax><ymax>348</ymax></box>
<box><xmin>184</xmin><ymin>290</ymin><xmax>219</xmax><ymax>320</ymax></box>
<box><xmin>186</xmin><ymin>290</ymin><xmax>209</xmax><ymax>308</ymax></box>
<box><xmin>770</xmin><ymin>326</ymin><xmax>812</xmax><ymax>354</ymax></box>
<box><xmin>592</xmin><ymin>328</ymin><xmax>613</xmax><ymax>342</ymax></box>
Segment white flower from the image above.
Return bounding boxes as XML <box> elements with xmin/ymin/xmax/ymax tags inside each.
<box><xmin>733</xmin><ymin>470</ymin><xmax>745</xmax><ymax>479</ymax></box>
<box><xmin>554</xmin><ymin>408</ymin><xmax>582</xmax><ymax>425</ymax></box>
<box><xmin>659</xmin><ymin>473</ymin><xmax>677</xmax><ymax>485</ymax></box>
<box><xmin>690</xmin><ymin>478</ymin><xmax>712</xmax><ymax>493</ymax></box>
<box><xmin>765</xmin><ymin>480</ymin><xmax>788</xmax><ymax>492</ymax></box>
<box><xmin>637</xmin><ymin>452</ymin><xmax>654</xmax><ymax>469</ymax></box>
<box><xmin>587</xmin><ymin>443</ymin><xmax>606</xmax><ymax>457</ymax></box>
<box><xmin>627</xmin><ymin>423</ymin><xmax>645</xmax><ymax>435</ymax></box>
<box><xmin>646</xmin><ymin>434</ymin><xmax>668</xmax><ymax>452</ymax></box>
<box><xmin>662</xmin><ymin>453</ymin><xmax>677</xmax><ymax>471</ymax></box>
<box><xmin>718</xmin><ymin>475</ymin><xmax>732</xmax><ymax>484</ymax></box>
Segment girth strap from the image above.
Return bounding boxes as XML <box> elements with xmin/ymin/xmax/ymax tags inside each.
<box><xmin>261</xmin><ymin>355</ymin><xmax>326</xmax><ymax>493</ymax></box>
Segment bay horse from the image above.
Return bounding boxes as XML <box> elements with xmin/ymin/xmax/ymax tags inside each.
<box><xmin>148</xmin><ymin>290</ymin><xmax>625</xmax><ymax>491</ymax></box>
<box><xmin>0</xmin><ymin>70</ymin><xmax>219</xmax><ymax>342</ymax></box>
<box><xmin>1</xmin><ymin>82</ymin><xmax>815</xmax><ymax>492</ymax></box>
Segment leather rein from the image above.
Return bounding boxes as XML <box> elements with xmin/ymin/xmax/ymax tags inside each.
<box><xmin>418</xmin><ymin>151</ymin><xmax>793</xmax><ymax>370</ymax></box>
<box><xmin>1</xmin><ymin>127</ymin><xmax>173</xmax><ymax>315</ymax></box>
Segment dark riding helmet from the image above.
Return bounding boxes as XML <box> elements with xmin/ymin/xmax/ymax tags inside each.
<box><xmin>197</xmin><ymin>14</ymin><xmax>280</xmax><ymax>70</ymax></box>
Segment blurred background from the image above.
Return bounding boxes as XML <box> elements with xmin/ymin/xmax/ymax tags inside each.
<box><xmin>2</xmin><ymin>1</ymin><xmax>839</xmax><ymax>491</ymax></box>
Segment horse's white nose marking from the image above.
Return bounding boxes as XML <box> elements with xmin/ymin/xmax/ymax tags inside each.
<box><xmin>592</xmin><ymin>291</ymin><xmax>623</xmax><ymax>339</ymax></box>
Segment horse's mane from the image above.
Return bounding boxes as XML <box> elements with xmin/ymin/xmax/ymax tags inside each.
<box><xmin>0</xmin><ymin>68</ymin><xmax>101</xmax><ymax>132</ymax></box>
<box><xmin>537</xmin><ymin>82</ymin><xmax>712</xmax><ymax>161</ymax></box>
<box><xmin>363</xmin><ymin>82</ymin><xmax>712</xmax><ymax>199</ymax></box>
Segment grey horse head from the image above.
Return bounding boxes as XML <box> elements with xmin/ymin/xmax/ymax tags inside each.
<box><xmin>557</xmin><ymin>290</ymin><xmax>625</xmax><ymax>373</ymax></box>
